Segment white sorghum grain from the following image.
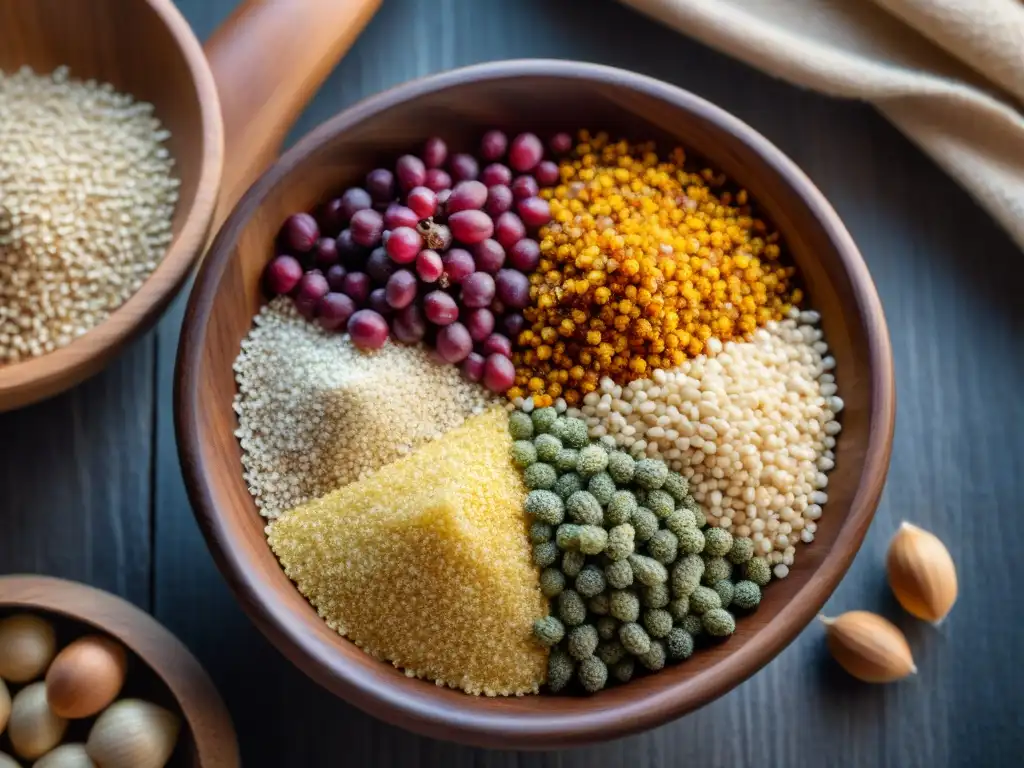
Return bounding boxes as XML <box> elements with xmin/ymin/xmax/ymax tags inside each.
<box><xmin>0</xmin><ymin>66</ymin><xmax>179</xmax><ymax>363</ymax></box>
<box><xmin>234</xmin><ymin>297</ymin><xmax>495</xmax><ymax>517</ymax></box>
<box><xmin>572</xmin><ymin>312</ymin><xmax>840</xmax><ymax>563</ymax></box>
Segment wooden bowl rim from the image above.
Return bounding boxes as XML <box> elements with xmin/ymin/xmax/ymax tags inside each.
<box><xmin>176</xmin><ymin>59</ymin><xmax>895</xmax><ymax>748</ymax></box>
<box><xmin>0</xmin><ymin>574</ymin><xmax>240</xmax><ymax>767</ymax></box>
<box><xmin>0</xmin><ymin>0</ymin><xmax>225</xmax><ymax>411</ymax></box>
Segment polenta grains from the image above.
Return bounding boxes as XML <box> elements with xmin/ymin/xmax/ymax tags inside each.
<box><xmin>235</xmin><ymin>128</ymin><xmax>840</xmax><ymax>698</ymax></box>
<box><xmin>510</xmin><ymin>131</ymin><xmax>799</xmax><ymax>406</ymax></box>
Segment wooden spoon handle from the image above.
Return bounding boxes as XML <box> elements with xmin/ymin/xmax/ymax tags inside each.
<box><xmin>204</xmin><ymin>0</ymin><xmax>382</xmax><ymax>225</ymax></box>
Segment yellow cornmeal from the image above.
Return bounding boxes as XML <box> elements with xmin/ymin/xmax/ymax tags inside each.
<box><xmin>268</xmin><ymin>407</ymin><xmax>548</xmax><ymax>696</ymax></box>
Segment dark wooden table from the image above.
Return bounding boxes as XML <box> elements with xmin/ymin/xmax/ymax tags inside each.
<box><xmin>3</xmin><ymin>0</ymin><xmax>1022</xmax><ymax>765</ymax></box>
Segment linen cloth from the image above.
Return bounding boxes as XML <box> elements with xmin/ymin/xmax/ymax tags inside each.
<box><xmin>618</xmin><ymin>0</ymin><xmax>1024</xmax><ymax>250</ymax></box>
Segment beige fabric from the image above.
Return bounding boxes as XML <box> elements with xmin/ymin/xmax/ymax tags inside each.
<box><xmin>619</xmin><ymin>0</ymin><xmax>1024</xmax><ymax>250</ymax></box>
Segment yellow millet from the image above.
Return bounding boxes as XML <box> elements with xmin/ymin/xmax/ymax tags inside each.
<box><xmin>268</xmin><ymin>407</ymin><xmax>548</xmax><ymax>696</ymax></box>
<box><xmin>512</xmin><ymin>131</ymin><xmax>799</xmax><ymax>406</ymax></box>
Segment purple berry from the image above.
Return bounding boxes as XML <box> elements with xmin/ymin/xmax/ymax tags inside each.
<box><xmin>350</xmin><ymin>208</ymin><xmax>384</xmax><ymax>247</ymax></box>
<box><xmin>480</xmin><ymin>130</ymin><xmax>508</xmax><ymax>161</ymax></box>
<box><xmin>482</xmin><ymin>353</ymin><xmax>515</xmax><ymax>393</ymax></box>
<box><xmin>549</xmin><ymin>132</ymin><xmax>573</xmax><ymax>155</ymax></box>
<box><xmin>485</xmin><ymin>185</ymin><xmax>514</xmax><ymax>217</ymax></box>
<box><xmin>509</xmin><ymin>133</ymin><xmax>543</xmax><ymax>173</ymax></box>
<box><xmin>436</xmin><ymin>322</ymin><xmax>473</xmax><ymax>363</ymax></box>
<box><xmin>503</xmin><ymin>312</ymin><xmax>526</xmax><ymax>339</ymax></box>
<box><xmin>461</xmin><ymin>352</ymin><xmax>486</xmax><ymax>382</ymax></box>
<box><xmin>447</xmin><ymin>180</ymin><xmax>488</xmax><ymax>213</ymax></box>
<box><xmin>407</xmin><ymin>187</ymin><xmax>437</xmax><ymax>220</ymax></box>
<box><xmin>348</xmin><ymin>309</ymin><xmax>390</xmax><ymax>350</ymax></box>
<box><xmin>449</xmin><ymin>153</ymin><xmax>479</xmax><ymax>182</ymax></box>
<box><xmin>392</xmin><ymin>303</ymin><xmax>427</xmax><ymax>343</ymax></box>
<box><xmin>384</xmin><ymin>204</ymin><xmax>419</xmax><ymax>230</ymax></box>
<box><xmin>424</xmin><ymin>168</ymin><xmax>452</xmax><ymax>192</ymax></box>
<box><xmin>482</xmin><ymin>333</ymin><xmax>513</xmax><ymax>358</ymax></box>
<box><xmin>386</xmin><ymin>226</ymin><xmax>423</xmax><ymax>264</ymax></box>
<box><xmin>511</xmin><ymin>175</ymin><xmax>539</xmax><ymax>200</ymax></box>
<box><xmin>282</xmin><ymin>213</ymin><xmax>319</xmax><ymax>252</ymax></box>
<box><xmin>264</xmin><ymin>255</ymin><xmax>303</xmax><ymax>295</ymax></box>
<box><xmin>448</xmin><ymin>210</ymin><xmax>494</xmax><ymax>245</ymax></box>
<box><xmin>518</xmin><ymin>197</ymin><xmax>552</xmax><ymax>228</ymax></box>
<box><xmin>341</xmin><ymin>272</ymin><xmax>371</xmax><ymax>305</ymax></box>
<box><xmin>338</xmin><ymin>188</ymin><xmax>372</xmax><ymax>222</ymax></box>
<box><xmin>424</xmin><ymin>291</ymin><xmax>459</xmax><ymax>326</ymax></box>
<box><xmin>316</xmin><ymin>292</ymin><xmax>356</xmax><ymax>331</ymax></box>
<box><xmin>326</xmin><ymin>264</ymin><xmax>347</xmax><ymax>291</ymax></box>
<box><xmin>416</xmin><ymin>249</ymin><xmax>444</xmax><ymax>283</ymax></box>
<box><xmin>336</xmin><ymin>229</ymin><xmax>363</xmax><ymax>265</ymax></box>
<box><xmin>313</xmin><ymin>237</ymin><xmax>339</xmax><ymax>268</ymax></box>
<box><xmin>396</xmin><ymin>155</ymin><xmax>427</xmax><ymax>192</ymax></box>
<box><xmin>368</xmin><ymin>287</ymin><xmax>393</xmax><ymax>317</ymax></box>
<box><xmin>472</xmin><ymin>239</ymin><xmax>505</xmax><ymax>274</ymax></box>
<box><xmin>508</xmin><ymin>238</ymin><xmax>541</xmax><ymax>272</ymax></box>
<box><xmin>460</xmin><ymin>272</ymin><xmax>495</xmax><ymax>309</ymax></box>
<box><xmin>494</xmin><ymin>212</ymin><xmax>526</xmax><ymax>249</ymax></box>
<box><xmin>534</xmin><ymin>160</ymin><xmax>560</xmax><ymax>187</ymax></box>
<box><xmin>480</xmin><ymin>163</ymin><xmax>512</xmax><ymax>187</ymax></box>
<box><xmin>465</xmin><ymin>308</ymin><xmax>495</xmax><ymax>342</ymax></box>
<box><xmin>423</xmin><ymin>137</ymin><xmax>448</xmax><ymax>169</ymax></box>
<box><xmin>440</xmin><ymin>249</ymin><xmax>475</xmax><ymax>286</ymax></box>
<box><xmin>385</xmin><ymin>270</ymin><xmax>418</xmax><ymax>309</ymax></box>
<box><xmin>296</xmin><ymin>270</ymin><xmax>329</xmax><ymax>303</ymax></box>
<box><xmin>366</xmin><ymin>247</ymin><xmax>398</xmax><ymax>284</ymax></box>
<box><xmin>365</xmin><ymin>168</ymin><xmax>395</xmax><ymax>202</ymax></box>
<box><xmin>495</xmin><ymin>269</ymin><xmax>530</xmax><ymax>309</ymax></box>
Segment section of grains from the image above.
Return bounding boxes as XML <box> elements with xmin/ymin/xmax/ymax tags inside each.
<box><xmin>269</xmin><ymin>407</ymin><xmax>548</xmax><ymax>696</ymax></box>
<box><xmin>0</xmin><ymin>66</ymin><xmax>178</xmax><ymax>363</ymax></box>
<box><xmin>234</xmin><ymin>297</ymin><xmax>495</xmax><ymax>517</ymax></box>
<box><xmin>511</xmin><ymin>132</ymin><xmax>799</xmax><ymax>406</ymax></box>
<box><xmin>572</xmin><ymin>309</ymin><xmax>839</xmax><ymax>574</ymax></box>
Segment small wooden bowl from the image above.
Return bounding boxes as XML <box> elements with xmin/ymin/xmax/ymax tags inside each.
<box><xmin>0</xmin><ymin>0</ymin><xmax>381</xmax><ymax>411</ymax></box>
<box><xmin>0</xmin><ymin>575</ymin><xmax>239</xmax><ymax>767</ymax></box>
<box><xmin>176</xmin><ymin>60</ymin><xmax>896</xmax><ymax>749</ymax></box>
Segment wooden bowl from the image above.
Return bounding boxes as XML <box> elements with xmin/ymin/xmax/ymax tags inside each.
<box><xmin>0</xmin><ymin>575</ymin><xmax>239</xmax><ymax>766</ymax></box>
<box><xmin>0</xmin><ymin>0</ymin><xmax>381</xmax><ymax>411</ymax></box>
<box><xmin>176</xmin><ymin>60</ymin><xmax>896</xmax><ymax>749</ymax></box>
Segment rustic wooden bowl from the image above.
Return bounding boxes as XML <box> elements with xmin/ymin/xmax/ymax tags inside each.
<box><xmin>0</xmin><ymin>0</ymin><xmax>381</xmax><ymax>411</ymax></box>
<box><xmin>0</xmin><ymin>575</ymin><xmax>239</xmax><ymax>766</ymax></box>
<box><xmin>175</xmin><ymin>60</ymin><xmax>896</xmax><ymax>749</ymax></box>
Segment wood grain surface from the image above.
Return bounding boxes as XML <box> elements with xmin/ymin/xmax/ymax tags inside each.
<box><xmin>2</xmin><ymin>0</ymin><xmax>1021</xmax><ymax>765</ymax></box>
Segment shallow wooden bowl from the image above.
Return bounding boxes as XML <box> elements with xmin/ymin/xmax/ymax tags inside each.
<box><xmin>0</xmin><ymin>0</ymin><xmax>381</xmax><ymax>411</ymax></box>
<box><xmin>0</xmin><ymin>575</ymin><xmax>239</xmax><ymax>766</ymax></box>
<box><xmin>176</xmin><ymin>60</ymin><xmax>896</xmax><ymax>749</ymax></box>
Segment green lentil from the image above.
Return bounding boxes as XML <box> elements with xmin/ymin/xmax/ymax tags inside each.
<box><xmin>606</xmin><ymin>451</ymin><xmax>636</xmax><ymax>484</ymax></box>
<box><xmin>609</xmin><ymin>590</ymin><xmax>641</xmax><ymax>623</ymax></box>
<box><xmin>662</xmin><ymin>471</ymin><xmax>689</xmax><ymax>502</ymax></box>
<box><xmin>540</xmin><ymin>567</ymin><xmax>566</xmax><ymax>597</ymax></box>
<box><xmin>596</xmin><ymin>615</ymin><xmax>619</xmax><ymax>641</ymax></box>
<box><xmin>596</xmin><ymin>639</ymin><xmax>627</xmax><ymax>665</ymax></box>
<box><xmin>606</xmin><ymin>524</ymin><xmax>635</xmax><ymax>561</ymax></box>
<box><xmin>588</xmin><ymin>592</ymin><xmax>611</xmax><ymax>616</ymax></box>
<box><xmin>533</xmin><ymin>541</ymin><xmax>559</xmax><ymax>568</ymax></box>
<box><xmin>727</xmin><ymin>537</ymin><xmax>756</xmax><ymax>565</ymax></box>
<box><xmin>605</xmin><ymin>559</ymin><xmax>634</xmax><ymax>589</ymax></box>
<box><xmin>578</xmin><ymin>525</ymin><xmax>609</xmax><ymax>555</ymax></box>
<box><xmin>556</xmin><ymin>417</ymin><xmax>589</xmax><ymax>448</ymax></box>
<box><xmin>532</xmin><ymin>407</ymin><xmax>558</xmax><ymax>433</ymax></box>
<box><xmin>638</xmin><ymin>639</ymin><xmax>666</xmax><ymax>671</ymax></box>
<box><xmin>641</xmin><ymin>582</ymin><xmax>670</xmax><ymax>609</ymax></box>
<box><xmin>524</xmin><ymin>462</ymin><xmax>557</xmax><ymax>490</ymax></box>
<box><xmin>668</xmin><ymin>596</ymin><xmax>689</xmax><ymax>621</ymax></box>
<box><xmin>575</xmin><ymin>565</ymin><xmax>607</xmax><ymax>598</ymax></box>
<box><xmin>647</xmin><ymin>529</ymin><xmax>679</xmax><ymax>564</ymax></box>
<box><xmin>677</xmin><ymin>526</ymin><xmax>706</xmax><ymax>555</ymax></box>
<box><xmin>703</xmin><ymin>527</ymin><xmax>733</xmax><ymax>557</ymax></box>
<box><xmin>702</xmin><ymin>608</ymin><xmax>736</xmax><ymax>637</ymax></box>
<box><xmin>646</xmin><ymin>489</ymin><xmax>675</xmax><ymax>518</ymax></box>
<box><xmin>606</xmin><ymin>490</ymin><xmax>638</xmax><ymax>526</ymax></box>
<box><xmin>561</xmin><ymin>550</ymin><xmax>586</xmax><ymax>578</ymax></box>
<box><xmin>612</xmin><ymin>657</ymin><xmax>635</xmax><ymax>683</ymax></box>
<box><xmin>712</xmin><ymin>579</ymin><xmax>734</xmax><ymax>609</ymax></box>
<box><xmin>558</xmin><ymin>589</ymin><xmax>587</xmax><ymax>626</ymax></box>
<box><xmin>524</xmin><ymin>490</ymin><xmax>564</xmax><ymax>524</ymax></box>
<box><xmin>532</xmin><ymin>616</ymin><xmax>565</xmax><ymax>647</ymax></box>
<box><xmin>576</xmin><ymin>445</ymin><xmax>609</xmax><ymax>477</ymax></box>
<box><xmin>566</xmin><ymin>491</ymin><xmax>603</xmax><ymax>525</ymax></box>
<box><xmin>628</xmin><ymin>554</ymin><xmax>668</xmax><ymax>586</ymax></box>
<box><xmin>689</xmin><ymin>585</ymin><xmax>722</xmax><ymax>614</ymax></box>
<box><xmin>588</xmin><ymin>472</ymin><xmax>617</xmax><ymax>505</ymax></box>
<box><xmin>568</xmin><ymin>624</ymin><xmax>600</xmax><ymax>660</ymax></box>
<box><xmin>528</xmin><ymin>521</ymin><xmax>553</xmax><ymax>543</ymax></box>
<box><xmin>554</xmin><ymin>448</ymin><xmax>580</xmax><ymax>472</ymax></box>
<box><xmin>630</xmin><ymin>507</ymin><xmax>659</xmax><ymax>542</ymax></box>
<box><xmin>578</xmin><ymin>656</ymin><xmax>608</xmax><ymax>693</ymax></box>
<box><xmin>664</xmin><ymin>508</ymin><xmax>696</xmax><ymax>536</ymax></box>
<box><xmin>682</xmin><ymin>497</ymin><xmax>707</xmax><ymax>527</ymax></box>
<box><xmin>552</xmin><ymin>472</ymin><xmax>584</xmax><ymax>500</ymax></box>
<box><xmin>598</xmin><ymin>435</ymin><xmax>618</xmax><ymax>453</ymax></box>
<box><xmin>744</xmin><ymin>557</ymin><xmax>772</xmax><ymax>587</ymax></box>
<box><xmin>670</xmin><ymin>554</ymin><xmax>704</xmax><ymax>596</ymax></box>
<box><xmin>680</xmin><ymin>614</ymin><xmax>704</xmax><ymax>637</ymax></box>
<box><xmin>508</xmin><ymin>411</ymin><xmax>534</xmax><ymax>440</ymax></box>
<box><xmin>665</xmin><ymin>628</ymin><xmax>694</xmax><ymax>660</ymax></box>
<box><xmin>619</xmin><ymin>622</ymin><xmax>651</xmax><ymax>656</ymax></box>
<box><xmin>547</xmin><ymin>648</ymin><xmax>574</xmax><ymax>692</ymax></box>
<box><xmin>511</xmin><ymin>440</ymin><xmax>538</xmax><ymax>468</ymax></box>
<box><xmin>642</xmin><ymin>608</ymin><xmax>673</xmax><ymax>638</ymax></box>
<box><xmin>634</xmin><ymin>458</ymin><xmax>668</xmax><ymax>489</ymax></box>
<box><xmin>556</xmin><ymin>524</ymin><xmax>582</xmax><ymax>550</ymax></box>
<box><xmin>732</xmin><ymin>580</ymin><xmax>762</xmax><ymax>611</ymax></box>
<box><xmin>702</xmin><ymin>556</ymin><xmax>733</xmax><ymax>585</ymax></box>
<box><xmin>534</xmin><ymin>433</ymin><xmax>562</xmax><ymax>462</ymax></box>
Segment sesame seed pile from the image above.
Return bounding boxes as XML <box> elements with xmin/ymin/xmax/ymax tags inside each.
<box><xmin>234</xmin><ymin>297</ymin><xmax>495</xmax><ymax>517</ymax></box>
<box><xmin>572</xmin><ymin>309</ymin><xmax>840</xmax><ymax>576</ymax></box>
<box><xmin>269</xmin><ymin>407</ymin><xmax>548</xmax><ymax>696</ymax></box>
<box><xmin>0</xmin><ymin>66</ymin><xmax>179</xmax><ymax>363</ymax></box>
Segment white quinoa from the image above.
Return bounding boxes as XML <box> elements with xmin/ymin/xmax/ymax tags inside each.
<box><xmin>234</xmin><ymin>297</ymin><xmax>496</xmax><ymax>517</ymax></box>
<box><xmin>571</xmin><ymin>309</ymin><xmax>842</xmax><ymax>572</ymax></box>
<box><xmin>0</xmin><ymin>66</ymin><xmax>179</xmax><ymax>363</ymax></box>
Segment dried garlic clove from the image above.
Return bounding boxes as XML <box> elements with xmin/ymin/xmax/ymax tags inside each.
<box><xmin>819</xmin><ymin>611</ymin><xmax>916</xmax><ymax>683</ymax></box>
<box><xmin>887</xmin><ymin>521</ymin><xmax>957</xmax><ymax>624</ymax></box>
